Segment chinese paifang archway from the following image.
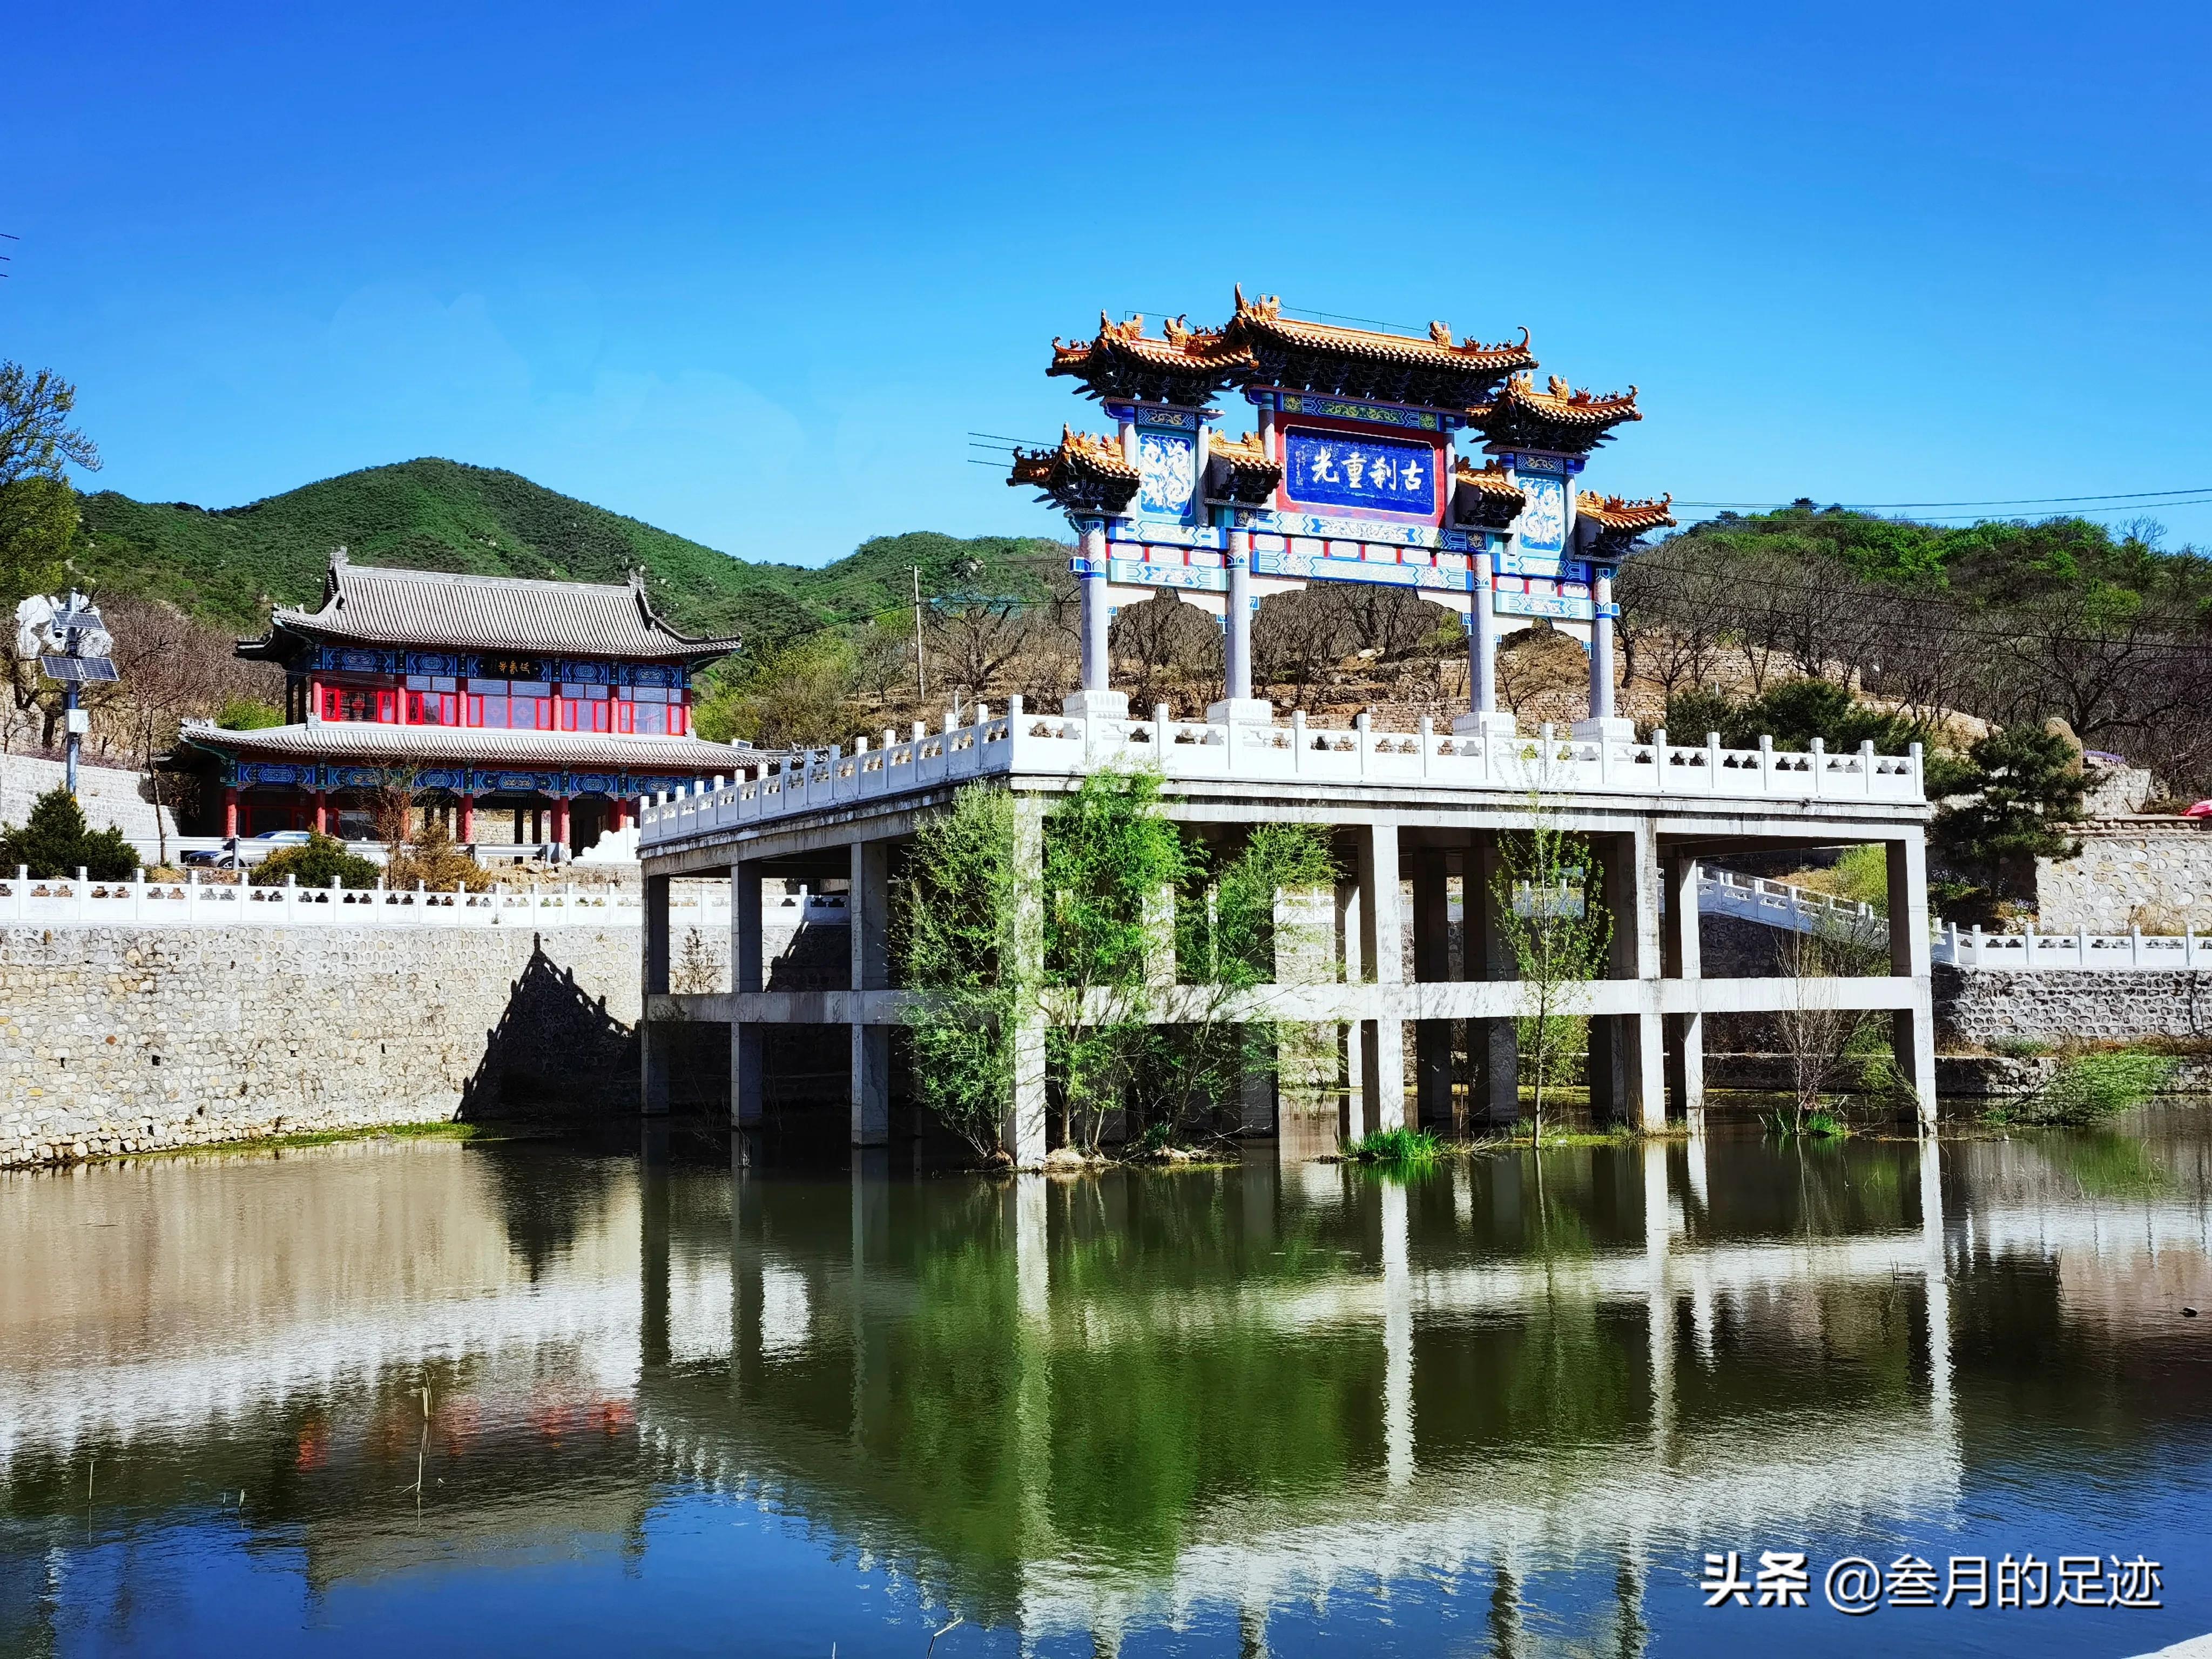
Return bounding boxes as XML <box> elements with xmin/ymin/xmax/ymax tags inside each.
<box><xmin>1009</xmin><ymin>288</ymin><xmax>1675</xmax><ymax>737</ymax></box>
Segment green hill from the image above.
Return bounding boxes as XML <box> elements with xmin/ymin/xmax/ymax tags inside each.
<box><xmin>73</xmin><ymin>457</ymin><xmax>1061</xmax><ymax>655</ymax></box>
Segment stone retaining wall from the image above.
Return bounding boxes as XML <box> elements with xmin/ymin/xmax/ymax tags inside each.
<box><xmin>1936</xmin><ymin>963</ymin><xmax>2212</xmax><ymax>1046</ymax></box>
<box><xmin>1</xmin><ymin>924</ymin><xmax>642</xmax><ymax>1168</ymax></box>
<box><xmin>2035</xmin><ymin>826</ymin><xmax>2212</xmax><ymax>932</ymax></box>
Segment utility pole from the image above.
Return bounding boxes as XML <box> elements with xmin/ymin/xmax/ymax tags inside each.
<box><xmin>912</xmin><ymin>566</ymin><xmax>927</xmax><ymax>706</ymax></box>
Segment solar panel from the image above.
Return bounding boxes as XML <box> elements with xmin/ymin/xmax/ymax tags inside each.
<box><xmin>51</xmin><ymin>609</ymin><xmax>103</xmax><ymax>633</ymax></box>
<box><xmin>40</xmin><ymin>655</ymin><xmax>119</xmax><ymax>683</ymax></box>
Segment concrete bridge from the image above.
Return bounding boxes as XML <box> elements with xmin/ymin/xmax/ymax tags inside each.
<box><xmin>635</xmin><ymin>698</ymin><xmax>1939</xmax><ymax>1157</ymax></box>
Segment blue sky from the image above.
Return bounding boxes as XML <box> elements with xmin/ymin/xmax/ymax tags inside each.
<box><xmin>8</xmin><ymin>1</ymin><xmax>2211</xmax><ymax>564</ymax></box>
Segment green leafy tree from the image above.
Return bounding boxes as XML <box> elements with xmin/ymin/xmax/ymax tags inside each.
<box><xmin>0</xmin><ymin>362</ymin><xmax>99</xmax><ymax>610</ymax></box>
<box><xmin>216</xmin><ymin>696</ymin><xmax>284</xmax><ymax>730</ymax></box>
<box><xmin>898</xmin><ymin>783</ymin><xmax>1028</xmax><ymax>1161</ymax></box>
<box><xmin>1492</xmin><ymin>770</ymin><xmax>1612</xmax><ymax>1145</ymax></box>
<box><xmin>0</xmin><ymin>787</ymin><xmax>139</xmax><ymax>879</ymax></box>
<box><xmin>1660</xmin><ymin>677</ymin><xmax>1916</xmax><ymax>754</ymax></box>
<box><xmin>1041</xmin><ymin>769</ymin><xmax>1188</xmax><ymax>1152</ymax></box>
<box><xmin>249</xmin><ymin>831</ymin><xmax>381</xmax><ymax>889</ymax></box>
<box><xmin>1160</xmin><ymin>823</ymin><xmax>1338</xmax><ymax>1144</ymax></box>
<box><xmin>1934</xmin><ymin>724</ymin><xmax>2086</xmax><ymax>896</ymax></box>
<box><xmin>694</xmin><ymin>631</ymin><xmax>858</xmax><ymax>749</ymax></box>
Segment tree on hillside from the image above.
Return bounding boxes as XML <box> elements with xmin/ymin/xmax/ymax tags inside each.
<box><xmin>1933</xmin><ymin>725</ymin><xmax>2087</xmax><ymax>898</ymax></box>
<box><xmin>2</xmin><ymin>364</ymin><xmax>103</xmax><ymax>751</ymax></box>
<box><xmin>0</xmin><ymin>362</ymin><xmax>100</xmax><ymax>607</ymax></box>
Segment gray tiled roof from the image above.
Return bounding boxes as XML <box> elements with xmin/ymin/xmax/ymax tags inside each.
<box><xmin>177</xmin><ymin>720</ymin><xmax>764</xmax><ymax>774</ymax></box>
<box><xmin>256</xmin><ymin>550</ymin><xmax>741</xmax><ymax>662</ymax></box>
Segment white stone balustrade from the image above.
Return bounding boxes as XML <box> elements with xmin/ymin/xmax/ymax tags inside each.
<box><xmin>1936</xmin><ymin>920</ymin><xmax>2210</xmax><ymax>972</ymax></box>
<box><xmin>0</xmin><ymin>869</ymin><xmax>644</xmax><ymax>929</ymax></box>
<box><xmin>638</xmin><ymin>704</ymin><xmax>1927</xmax><ymax>849</ymax></box>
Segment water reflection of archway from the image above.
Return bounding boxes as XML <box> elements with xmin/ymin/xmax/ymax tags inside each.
<box><xmin>637</xmin><ymin>1134</ymin><xmax>1970</xmax><ymax>1653</ymax></box>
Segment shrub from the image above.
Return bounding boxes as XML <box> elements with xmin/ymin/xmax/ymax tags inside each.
<box><xmin>1662</xmin><ymin>678</ymin><xmax>1917</xmax><ymax>755</ymax></box>
<box><xmin>250</xmin><ymin>832</ymin><xmax>381</xmax><ymax>889</ymax></box>
<box><xmin>1991</xmin><ymin>1048</ymin><xmax>2177</xmax><ymax>1126</ymax></box>
<box><xmin>0</xmin><ymin>788</ymin><xmax>139</xmax><ymax>880</ymax></box>
<box><xmin>1346</xmin><ymin>1125</ymin><xmax>1441</xmax><ymax>1164</ymax></box>
<box><xmin>385</xmin><ymin>816</ymin><xmax>491</xmax><ymax>892</ymax></box>
<box><xmin>217</xmin><ymin>697</ymin><xmax>284</xmax><ymax>730</ymax></box>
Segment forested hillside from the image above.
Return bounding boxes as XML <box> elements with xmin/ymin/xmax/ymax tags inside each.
<box><xmin>73</xmin><ymin>458</ymin><xmax>1060</xmax><ymax>654</ymax></box>
<box><xmin>1617</xmin><ymin>504</ymin><xmax>2212</xmax><ymax>789</ymax></box>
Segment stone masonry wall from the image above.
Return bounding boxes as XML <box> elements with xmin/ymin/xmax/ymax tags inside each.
<box><xmin>1936</xmin><ymin>963</ymin><xmax>2212</xmax><ymax>1046</ymax></box>
<box><xmin>1</xmin><ymin>924</ymin><xmax>642</xmax><ymax>1168</ymax></box>
<box><xmin>2035</xmin><ymin>827</ymin><xmax>2212</xmax><ymax>932</ymax></box>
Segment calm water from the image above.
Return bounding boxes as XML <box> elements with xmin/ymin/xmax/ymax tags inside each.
<box><xmin>3</xmin><ymin>1116</ymin><xmax>2210</xmax><ymax>1657</ymax></box>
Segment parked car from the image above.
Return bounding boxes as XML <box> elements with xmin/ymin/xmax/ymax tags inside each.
<box><xmin>183</xmin><ymin>829</ymin><xmax>312</xmax><ymax>869</ymax></box>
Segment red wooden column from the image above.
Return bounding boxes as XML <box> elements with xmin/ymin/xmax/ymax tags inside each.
<box><xmin>552</xmin><ymin>795</ymin><xmax>571</xmax><ymax>851</ymax></box>
<box><xmin>223</xmin><ymin>787</ymin><xmax>240</xmax><ymax>837</ymax></box>
<box><xmin>312</xmin><ymin>791</ymin><xmax>329</xmax><ymax>834</ymax></box>
<box><xmin>458</xmin><ymin>793</ymin><xmax>476</xmax><ymax>842</ymax></box>
<box><xmin>610</xmin><ymin>797</ymin><xmax>630</xmax><ymax>831</ymax></box>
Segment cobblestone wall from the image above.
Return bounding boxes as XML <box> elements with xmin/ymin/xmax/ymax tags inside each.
<box><xmin>2035</xmin><ymin>827</ymin><xmax>2212</xmax><ymax>932</ymax></box>
<box><xmin>1936</xmin><ymin>964</ymin><xmax>2212</xmax><ymax>1046</ymax></box>
<box><xmin>0</xmin><ymin>925</ymin><xmax>642</xmax><ymax>1168</ymax></box>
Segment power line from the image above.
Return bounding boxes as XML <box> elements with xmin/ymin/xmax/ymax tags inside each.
<box><xmin>1620</xmin><ymin>552</ymin><xmax>2212</xmax><ymax>657</ymax></box>
<box><xmin>1684</xmin><ymin>484</ymin><xmax>2212</xmax><ymax>510</ymax></box>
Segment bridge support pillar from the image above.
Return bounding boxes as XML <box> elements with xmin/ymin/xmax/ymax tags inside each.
<box><xmin>1471</xmin><ymin>830</ymin><xmax>1519</xmax><ymax>1128</ymax></box>
<box><xmin>1412</xmin><ymin>848</ymin><xmax>1454</xmax><ymax>1131</ymax></box>
<box><xmin>1663</xmin><ymin>852</ymin><xmax>1704</xmax><ymax>1117</ymax></box>
<box><xmin>1887</xmin><ymin>832</ymin><xmax>1939</xmax><ymax>1130</ymax></box>
<box><xmin>731</xmin><ymin>859</ymin><xmax>765</xmax><ymax>1129</ymax></box>
<box><xmin>1357</xmin><ymin>821</ymin><xmax>1405</xmax><ymax>1136</ymax></box>
<box><xmin>641</xmin><ymin>873</ymin><xmax>671</xmax><ymax>1116</ymax></box>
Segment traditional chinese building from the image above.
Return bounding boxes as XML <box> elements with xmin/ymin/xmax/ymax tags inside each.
<box><xmin>631</xmin><ymin>285</ymin><xmax>1941</xmax><ymax>1163</ymax></box>
<box><xmin>1012</xmin><ymin>287</ymin><xmax>1676</xmax><ymax>736</ymax></box>
<box><xmin>174</xmin><ymin>551</ymin><xmax>752</xmax><ymax>853</ymax></box>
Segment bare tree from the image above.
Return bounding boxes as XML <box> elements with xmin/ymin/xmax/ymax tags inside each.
<box><xmin>1252</xmin><ymin>588</ymin><xmax>1343</xmax><ymax>710</ymax></box>
<box><xmin>1772</xmin><ymin>912</ymin><xmax>1891</xmax><ymax>1131</ymax></box>
<box><xmin>927</xmin><ymin>596</ymin><xmax>1028</xmax><ymax>702</ymax></box>
<box><xmin>1110</xmin><ymin>592</ymin><xmax>1220</xmax><ymax>712</ymax></box>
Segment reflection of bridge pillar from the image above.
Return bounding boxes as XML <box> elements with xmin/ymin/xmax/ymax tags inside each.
<box><xmin>1010</xmin><ymin>1176</ymin><xmax>1049</xmax><ymax>1324</ymax></box>
<box><xmin>1381</xmin><ymin>1180</ymin><xmax>1414</xmax><ymax>1486</ymax></box>
<box><xmin>1488</xmin><ymin>1562</ymin><xmax>1525</xmax><ymax>1658</ymax></box>
<box><xmin>730</xmin><ymin>1142</ymin><xmax>762</xmax><ymax>1387</ymax></box>
<box><xmin>1919</xmin><ymin>1136</ymin><xmax>1953</xmax><ymax>1427</ymax></box>
<box><xmin>851</xmin><ymin>1157</ymin><xmax>888</xmax><ymax>1440</ymax></box>
<box><xmin>1643</xmin><ymin>1141</ymin><xmax>1674</xmax><ymax>1461</ymax></box>
<box><xmin>1615</xmin><ymin>1553</ymin><xmax>1650</xmax><ymax>1658</ymax></box>
<box><xmin>641</xmin><ymin>1121</ymin><xmax>671</xmax><ymax>1371</ymax></box>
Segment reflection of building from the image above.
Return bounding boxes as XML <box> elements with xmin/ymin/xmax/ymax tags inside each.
<box><xmin>173</xmin><ymin>550</ymin><xmax>752</xmax><ymax>852</ymax></box>
<box><xmin>8</xmin><ymin>1130</ymin><xmax>2208</xmax><ymax>1654</ymax></box>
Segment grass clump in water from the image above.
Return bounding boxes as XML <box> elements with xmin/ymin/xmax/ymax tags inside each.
<box><xmin>1988</xmin><ymin>1048</ymin><xmax>2177</xmax><ymax>1127</ymax></box>
<box><xmin>1762</xmin><ymin>1103</ymin><xmax>1852</xmax><ymax>1140</ymax></box>
<box><xmin>1345</xmin><ymin>1127</ymin><xmax>1442</xmax><ymax>1165</ymax></box>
